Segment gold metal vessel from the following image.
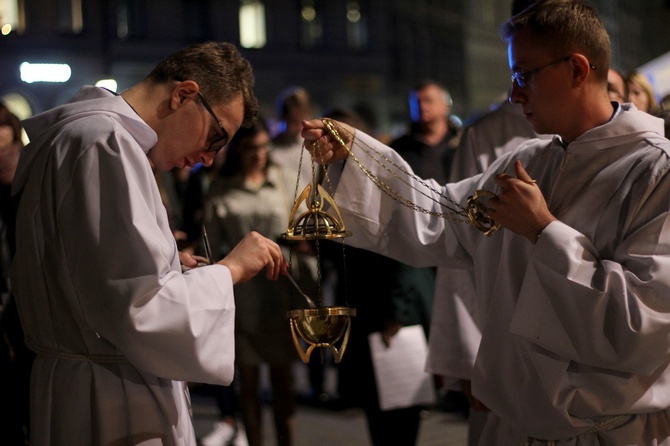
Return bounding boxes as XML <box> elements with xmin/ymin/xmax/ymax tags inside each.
<box><xmin>287</xmin><ymin>306</ymin><xmax>356</xmax><ymax>363</ymax></box>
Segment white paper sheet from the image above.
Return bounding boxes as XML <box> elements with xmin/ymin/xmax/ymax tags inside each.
<box><xmin>368</xmin><ymin>324</ymin><xmax>436</xmax><ymax>411</ymax></box>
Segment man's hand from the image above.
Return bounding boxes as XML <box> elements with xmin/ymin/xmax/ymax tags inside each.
<box><xmin>179</xmin><ymin>251</ymin><xmax>209</xmax><ymax>269</ymax></box>
<box><xmin>486</xmin><ymin>160</ymin><xmax>556</xmax><ymax>243</ymax></box>
<box><xmin>301</xmin><ymin>119</ymin><xmax>355</xmax><ymax>164</ymax></box>
<box><xmin>381</xmin><ymin>320</ymin><xmax>402</xmax><ymax>347</ymax></box>
<box><xmin>218</xmin><ymin>231</ymin><xmax>288</xmax><ymax>284</ymax></box>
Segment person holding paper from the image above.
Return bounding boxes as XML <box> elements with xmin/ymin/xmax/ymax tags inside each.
<box><xmin>301</xmin><ymin>1</ymin><xmax>670</xmax><ymax>444</ymax></box>
<box><xmin>322</xmin><ymin>107</ymin><xmax>435</xmax><ymax>446</ymax></box>
<box><xmin>333</xmin><ymin>244</ymin><xmax>433</xmax><ymax>446</ymax></box>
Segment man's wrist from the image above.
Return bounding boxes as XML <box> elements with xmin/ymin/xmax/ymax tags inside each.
<box><xmin>529</xmin><ymin>218</ymin><xmax>556</xmax><ymax>244</ymax></box>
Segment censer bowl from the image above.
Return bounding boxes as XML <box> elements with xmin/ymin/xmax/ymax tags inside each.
<box><xmin>287</xmin><ymin>306</ymin><xmax>356</xmax><ymax>363</ymax></box>
<box><xmin>287</xmin><ymin>306</ymin><xmax>356</xmax><ymax>343</ymax></box>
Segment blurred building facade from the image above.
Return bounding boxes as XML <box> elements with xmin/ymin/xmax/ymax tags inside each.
<box><xmin>1</xmin><ymin>0</ymin><xmax>669</xmax><ymax>132</ymax></box>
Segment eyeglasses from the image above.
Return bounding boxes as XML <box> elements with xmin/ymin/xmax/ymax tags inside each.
<box><xmin>197</xmin><ymin>91</ymin><xmax>229</xmax><ymax>153</ymax></box>
<box><xmin>511</xmin><ymin>56</ymin><xmax>572</xmax><ymax>88</ymax></box>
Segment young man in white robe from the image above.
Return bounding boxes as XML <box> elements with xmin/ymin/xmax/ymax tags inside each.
<box><xmin>301</xmin><ymin>1</ymin><xmax>670</xmax><ymax>444</ymax></box>
<box><xmin>11</xmin><ymin>41</ymin><xmax>287</xmax><ymax>445</ymax></box>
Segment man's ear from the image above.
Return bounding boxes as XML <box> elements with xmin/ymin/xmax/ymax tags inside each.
<box><xmin>569</xmin><ymin>54</ymin><xmax>592</xmax><ymax>88</ymax></box>
<box><xmin>171</xmin><ymin>80</ymin><xmax>199</xmax><ymax>110</ymax></box>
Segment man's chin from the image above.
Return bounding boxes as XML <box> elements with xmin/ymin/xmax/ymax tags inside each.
<box><xmin>147</xmin><ymin>150</ymin><xmax>177</xmax><ymax>171</ymax></box>
<box><xmin>526</xmin><ymin>117</ymin><xmax>546</xmax><ymax>134</ymax></box>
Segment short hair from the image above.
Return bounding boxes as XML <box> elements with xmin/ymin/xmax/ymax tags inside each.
<box><xmin>413</xmin><ymin>79</ymin><xmax>452</xmax><ymax>106</ymax></box>
<box><xmin>146</xmin><ymin>41</ymin><xmax>258</xmax><ymax>127</ymax></box>
<box><xmin>500</xmin><ymin>0</ymin><xmax>611</xmax><ymax>83</ymax></box>
<box><xmin>0</xmin><ymin>103</ymin><xmax>23</xmax><ymax>146</ymax></box>
<box><xmin>276</xmin><ymin>86</ymin><xmax>314</xmax><ymax>119</ymax></box>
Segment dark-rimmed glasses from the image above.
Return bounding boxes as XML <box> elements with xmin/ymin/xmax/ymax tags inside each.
<box><xmin>197</xmin><ymin>91</ymin><xmax>229</xmax><ymax>153</ymax></box>
<box><xmin>511</xmin><ymin>56</ymin><xmax>572</xmax><ymax>88</ymax></box>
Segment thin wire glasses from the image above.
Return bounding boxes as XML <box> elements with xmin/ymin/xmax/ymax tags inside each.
<box><xmin>197</xmin><ymin>91</ymin><xmax>229</xmax><ymax>153</ymax></box>
<box><xmin>511</xmin><ymin>56</ymin><xmax>572</xmax><ymax>88</ymax></box>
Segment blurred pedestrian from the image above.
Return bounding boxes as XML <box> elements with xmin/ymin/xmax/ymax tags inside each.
<box><xmin>627</xmin><ymin>70</ymin><xmax>660</xmax><ymax>115</ymax></box>
<box><xmin>205</xmin><ymin>119</ymin><xmax>297</xmax><ymax>446</ymax></box>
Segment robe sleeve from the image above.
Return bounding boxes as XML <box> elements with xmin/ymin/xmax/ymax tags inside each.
<box><xmin>511</xmin><ymin>184</ymin><xmax>670</xmax><ymax>376</ymax></box>
<box><xmin>333</xmin><ymin>131</ymin><xmax>479</xmax><ymax>269</ymax></box>
<box><xmin>55</xmin><ymin>118</ymin><xmax>236</xmax><ymax>384</ymax></box>
<box><xmin>425</xmin><ymin>266</ymin><xmax>481</xmax><ymax>380</ymax></box>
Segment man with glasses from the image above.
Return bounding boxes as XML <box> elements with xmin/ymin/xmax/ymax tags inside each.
<box><xmin>11</xmin><ymin>41</ymin><xmax>287</xmax><ymax>445</ymax></box>
<box><xmin>301</xmin><ymin>1</ymin><xmax>670</xmax><ymax>444</ymax></box>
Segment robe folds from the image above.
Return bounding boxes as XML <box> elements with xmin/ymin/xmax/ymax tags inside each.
<box><xmin>11</xmin><ymin>86</ymin><xmax>236</xmax><ymax>445</ymax></box>
<box><xmin>331</xmin><ymin>104</ymin><xmax>670</xmax><ymax>444</ymax></box>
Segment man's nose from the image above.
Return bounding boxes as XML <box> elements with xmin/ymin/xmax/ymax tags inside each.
<box><xmin>509</xmin><ymin>82</ymin><xmax>524</xmax><ymax>104</ymax></box>
<box><xmin>200</xmin><ymin>152</ymin><xmax>215</xmax><ymax>167</ymax></box>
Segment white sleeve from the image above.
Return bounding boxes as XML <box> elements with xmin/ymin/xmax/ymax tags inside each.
<box><xmin>58</xmin><ymin>125</ymin><xmax>236</xmax><ymax>384</ymax></box>
<box><xmin>332</xmin><ymin>130</ymin><xmax>477</xmax><ymax>269</ymax></box>
<box><xmin>511</xmin><ymin>210</ymin><xmax>670</xmax><ymax>375</ymax></box>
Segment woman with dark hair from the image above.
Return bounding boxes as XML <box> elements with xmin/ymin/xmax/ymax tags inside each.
<box><xmin>205</xmin><ymin>118</ymin><xmax>298</xmax><ymax>446</ymax></box>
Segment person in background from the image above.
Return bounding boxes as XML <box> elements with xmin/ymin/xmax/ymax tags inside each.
<box><xmin>390</xmin><ymin>79</ymin><xmax>465</xmax><ymax>415</ymax></box>
<box><xmin>320</xmin><ymin>107</ymin><xmax>433</xmax><ymax>446</ymax></box>
<box><xmin>271</xmin><ymin>86</ymin><xmax>317</xmax><ymax>199</ymax></box>
<box><xmin>178</xmin><ymin>148</ymin><xmax>244</xmax><ymax>446</ymax></box>
<box><xmin>607</xmin><ymin>68</ymin><xmax>628</xmax><ymax>103</ymax></box>
<box><xmin>391</xmin><ymin>79</ymin><xmax>462</xmax><ymax>185</ymax></box>
<box><xmin>11</xmin><ymin>41</ymin><xmax>286</xmax><ymax>445</ymax></box>
<box><xmin>661</xmin><ymin>93</ymin><xmax>670</xmax><ymax>137</ymax></box>
<box><xmin>0</xmin><ymin>103</ymin><xmax>32</xmax><ymax>445</ymax></box>
<box><xmin>627</xmin><ymin>70</ymin><xmax>660</xmax><ymax>115</ymax></box>
<box><xmin>196</xmin><ymin>379</ymin><xmax>247</xmax><ymax>446</ymax></box>
<box><xmin>448</xmin><ymin>98</ymin><xmax>538</xmax><ymax>180</ymax></box>
<box><xmin>205</xmin><ymin>119</ymin><xmax>297</xmax><ymax>446</ymax></box>
<box><xmin>302</xmin><ymin>0</ymin><xmax>670</xmax><ymax>443</ymax></box>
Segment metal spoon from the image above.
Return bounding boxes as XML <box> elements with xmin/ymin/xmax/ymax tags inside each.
<box><xmin>285</xmin><ymin>273</ymin><xmax>317</xmax><ymax>308</ymax></box>
<box><xmin>202</xmin><ymin>224</ymin><xmax>214</xmax><ymax>265</ymax></box>
<box><xmin>204</xmin><ymin>224</ymin><xmax>315</xmax><ymax>307</ymax></box>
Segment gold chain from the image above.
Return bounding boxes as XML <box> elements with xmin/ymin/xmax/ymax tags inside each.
<box><xmin>320</xmin><ymin>118</ymin><xmax>500</xmax><ymax>235</ymax></box>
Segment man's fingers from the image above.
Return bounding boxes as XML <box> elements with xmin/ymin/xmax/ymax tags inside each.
<box><xmin>179</xmin><ymin>251</ymin><xmax>198</xmax><ymax>268</ymax></box>
<box><xmin>494</xmin><ymin>173</ymin><xmax>512</xmax><ymax>189</ymax></box>
<box><xmin>265</xmin><ymin>242</ymin><xmax>286</xmax><ymax>280</ymax></box>
<box><xmin>495</xmin><ymin>162</ymin><xmax>536</xmax><ymax>191</ymax></box>
<box><xmin>220</xmin><ymin>232</ymin><xmax>287</xmax><ymax>284</ymax></box>
<box><xmin>514</xmin><ymin>160</ymin><xmax>536</xmax><ymax>185</ymax></box>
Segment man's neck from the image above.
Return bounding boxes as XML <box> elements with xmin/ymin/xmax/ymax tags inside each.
<box><xmin>120</xmin><ymin>81</ymin><xmax>164</xmax><ymax>127</ymax></box>
<box><xmin>561</xmin><ymin>94</ymin><xmax>616</xmax><ymax>143</ymax></box>
<box><xmin>418</xmin><ymin>118</ymin><xmax>449</xmax><ymax>146</ymax></box>
<box><xmin>244</xmin><ymin>169</ymin><xmax>266</xmax><ymax>188</ymax></box>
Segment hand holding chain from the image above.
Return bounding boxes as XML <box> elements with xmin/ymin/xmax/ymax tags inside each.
<box><xmin>319</xmin><ymin>118</ymin><xmax>501</xmax><ymax>236</ymax></box>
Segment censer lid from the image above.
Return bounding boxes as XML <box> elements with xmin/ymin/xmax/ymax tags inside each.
<box><xmin>281</xmin><ymin>183</ymin><xmax>351</xmax><ymax>241</ymax></box>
